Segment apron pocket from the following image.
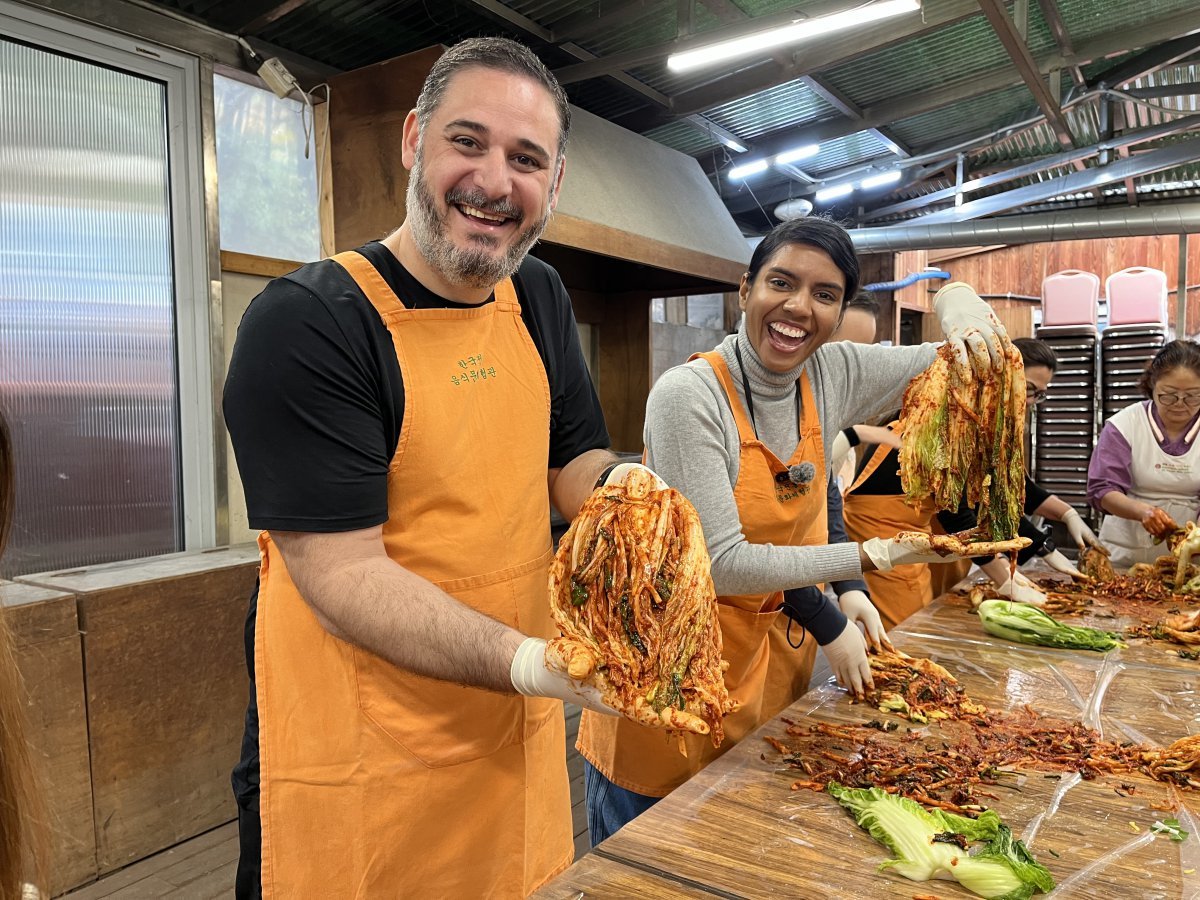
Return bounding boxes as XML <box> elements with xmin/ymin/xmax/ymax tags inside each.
<box><xmin>717</xmin><ymin>601</ymin><xmax>781</xmax><ymax>689</ymax></box>
<box><xmin>353</xmin><ymin>555</ymin><xmax>551</xmax><ymax>768</ymax></box>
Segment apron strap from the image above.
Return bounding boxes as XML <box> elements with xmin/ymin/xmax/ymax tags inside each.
<box><xmin>692</xmin><ymin>350</ymin><xmax>759</xmax><ymax>445</ymax></box>
<box><xmin>331</xmin><ymin>250</ymin><xmax>520</xmax><ymax>318</ymax></box>
<box><xmin>332</xmin><ymin>250</ymin><xmax>404</xmax><ymax>316</ymax></box>
<box><xmin>846</xmin><ymin>420</ymin><xmax>899</xmax><ymax>495</ymax></box>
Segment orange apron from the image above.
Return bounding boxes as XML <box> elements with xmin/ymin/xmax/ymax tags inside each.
<box><xmin>842</xmin><ymin>432</ymin><xmax>937</xmax><ymax>629</ymax></box>
<box><xmin>578</xmin><ymin>350</ymin><xmax>826</xmax><ymax>797</ymax></box>
<box><xmin>255</xmin><ymin>251</ymin><xmax>571</xmax><ymax>897</ymax></box>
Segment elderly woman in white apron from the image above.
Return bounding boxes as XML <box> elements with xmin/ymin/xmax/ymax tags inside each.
<box><xmin>1088</xmin><ymin>340</ymin><xmax>1200</xmax><ymax>569</ymax></box>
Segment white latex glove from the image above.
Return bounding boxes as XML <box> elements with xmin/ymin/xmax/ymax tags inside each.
<box><xmin>837</xmin><ymin>590</ymin><xmax>891</xmax><ymax>652</ymax></box>
<box><xmin>933</xmin><ymin>282</ymin><xmax>1009</xmax><ymax>380</ymax></box>
<box><xmin>509</xmin><ymin>637</ymin><xmax>618</xmax><ymax>715</ymax></box>
<box><xmin>861</xmin><ymin>534</ymin><xmax>962</xmax><ymax>571</ymax></box>
<box><xmin>821</xmin><ymin>619</ymin><xmax>873</xmax><ymax>697</ymax></box>
<box><xmin>1060</xmin><ymin>507</ymin><xmax>1102</xmax><ymax>550</ymax></box>
<box><xmin>603</xmin><ymin>462</ymin><xmax>668</xmax><ymax>490</ymax></box>
<box><xmin>992</xmin><ymin>570</ymin><xmax>1047</xmax><ymax>606</ymax></box>
<box><xmin>1041</xmin><ymin>548</ymin><xmax>1083</xmax><ymax>579</ymax></box>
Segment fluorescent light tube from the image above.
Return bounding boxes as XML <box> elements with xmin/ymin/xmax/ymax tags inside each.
<box><xmin>667</xmin><ymin>0</ymin><xmax>921</xmax><ymax>72</ymax></box>
<box><xmin>729</xmin><ymin>159</ymin><xmax>770</xmax><ymax>180</ymax></box>
<box><xmin>860</xmin><ymin>170</ymin><xmax>902</xmax><ymax>189</ymax></box>
<box><xmin>775</xmin><ymin>144</ymin><xmax>820</xmax><ymax>165</ymax></box>
<box><xmin>815</xmin><ymin>183</ymin><xmax>854</xmax><ymax>202</ymax></box>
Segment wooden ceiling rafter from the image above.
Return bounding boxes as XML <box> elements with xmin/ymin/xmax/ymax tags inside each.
<box><xmin>1034</xmin><ymin>0</ymin><xmax>1085</xmax><ymax>87</ymax></box>
<box><xmin>976</xmin><ymin>0</ymin><xmax>1076</xmax><ymax>151</ymax></box>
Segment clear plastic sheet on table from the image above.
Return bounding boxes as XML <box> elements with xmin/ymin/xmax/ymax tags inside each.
<box><xmin>530</xmin><ymin>851</ymin><xmax>714</xmax><ymax>899</ymax></box>
<box><xmin>551</xmin><ymin>603</ymin><xmax>1200</xmax><ymax>899</ymax></box>
<box><xmin>900</xmin><ymin>589</ymin><xmax>1200</xmax><ymax>675</ymax></box>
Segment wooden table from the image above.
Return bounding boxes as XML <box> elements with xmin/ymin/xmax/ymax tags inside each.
<box><xmin>534</xmin><ymin>594</ymin><xmax>1200</xmax><ymax>899</ymax></box>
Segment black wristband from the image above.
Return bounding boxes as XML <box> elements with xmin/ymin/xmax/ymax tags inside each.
<box><xmin>594</xmin><ymin>462</ymin><xmax>622</xmax><ymax>490</ymax></box>
<box><xmin>843</xmin><ymin>426</ymin><xmax>861</xmax><ymax>448</ymax></box>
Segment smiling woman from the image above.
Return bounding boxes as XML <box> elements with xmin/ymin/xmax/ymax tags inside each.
<box><xmin>576</xmin><ymin>217</ymin><xmax>1013</xmax><ymax>846</ymax></box>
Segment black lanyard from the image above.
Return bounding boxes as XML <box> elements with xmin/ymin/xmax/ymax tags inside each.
<box><xmin>732</xmin><ymin>341</ymin><xmax>801</xmax><ymax>440</ymax></box>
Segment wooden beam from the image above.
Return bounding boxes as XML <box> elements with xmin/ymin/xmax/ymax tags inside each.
<box><xmin>220</xmin><ymin>250</ymin><xmax>304</xmax><ymax>278</ymax></box>
<box><xmin>977</xmin><ymin>0</ymin><xmax>1075</xmax><ymax>150</ymax></box>
<box><xmin>1034</xmin><ymin>0</ymin><xmax>1085</xmax><ymax>86</ymax></box>
<box><xmin>677</xmin><ymin>0</ymin><xmax>692</xmax><ymax>38</ymax></box>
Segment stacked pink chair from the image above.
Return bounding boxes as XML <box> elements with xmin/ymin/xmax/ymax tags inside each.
<box><xmin>1041</xmin><ymin>269</ymin><xmax>1100</xmax><ymax>327</ymax></box>
<box><xmin>1105</xmin><ymin>267</ymin><xmax>1168</xmax><ymax>327</ymax></box>
<box><xmin>1034</xmin><ymin>270</ymin><xmax>1102</xmax><ymax>526</ymax></box>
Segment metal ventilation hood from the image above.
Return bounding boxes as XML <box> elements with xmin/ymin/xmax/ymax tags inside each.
<box><xmin>541</xmin><ymin>106</ymin><xmax>750</xmax><ymax>292</ymax></box>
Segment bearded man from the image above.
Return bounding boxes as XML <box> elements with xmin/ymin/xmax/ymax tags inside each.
<box><xmin>224</xmin><ymin>37</ymin><xmax>629</xmax><ymax>897</ymax></box>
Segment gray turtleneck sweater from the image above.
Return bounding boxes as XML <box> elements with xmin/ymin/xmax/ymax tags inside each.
<box><xmin>644</xmin><ymin>326</ymin><xmax>938</xmax><ymax>601</ymax></box>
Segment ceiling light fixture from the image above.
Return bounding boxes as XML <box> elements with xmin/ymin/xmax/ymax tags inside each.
<box><xmin>729</xmin><ymin>159</ymin><xmax>770</xmax><ymax>180</ymax></box>
<box><xmin>814</xmin><ymin>183</ymin><xmax>854</xmax><ymax>203</ymax></box>
<box><xmin>667</xmin><ymin>0</ymin><xmax>922</xmax><ymax>72</ymax></box>
<box><xmin>775</xmin><ymin>144</ymin><xmax>820</xmax><ymax>165</ymax></box>
<box><xmin>860</xmin><ymin>170</ymin><xmax>903</xmax><ymax>189</ymax></box>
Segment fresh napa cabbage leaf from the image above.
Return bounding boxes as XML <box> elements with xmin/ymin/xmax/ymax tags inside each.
<box><xmin>827</xmin><ymin>783</ymin><xmax>1054</xmax><ymax>899</ymax></box>
<box><xmin>976</xmin><ymin>599</ymin><xmax>1122</xmax><ymax>652</ymax></box>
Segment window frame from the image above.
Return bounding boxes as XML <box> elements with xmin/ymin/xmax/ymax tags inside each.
<box><xmin>0</xmin><ymin>0</ymin><xmax>219</xmax><ymax>551</ymax></box>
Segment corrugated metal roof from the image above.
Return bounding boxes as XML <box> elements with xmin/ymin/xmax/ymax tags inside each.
<box><xmin>643</xmin><ymin>120</ymin><xmax>722</xmax><ymax>156</ymax></box>
<box><xmin>1055</xmin><ymin>0</ymin><xmax>1198</xmax><ymax>44</ymax></box>
<box><xmin>699</xmin><ymin>77</ymin><xmax>836</xmax><ymax>139</ymax></box>
<box><xmin>820</xmin><ymin>14</ymin><xmax>1053</xmax><ymax>110</ymax></box>
<box><xmin>887</xmin><ymin>84</ymin><xmax>1034</xmax><ymax>151</ymax></box>
<box><xmin>805</xmin><ymin>131</ymin><xmax>893</xmax><ymax>173</ymax></box>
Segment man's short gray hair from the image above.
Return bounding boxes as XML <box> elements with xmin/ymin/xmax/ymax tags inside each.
<box><xmin>415</xmin><ymin>37</ymin><xmax>571</xmax><ymax>163</ymax></box>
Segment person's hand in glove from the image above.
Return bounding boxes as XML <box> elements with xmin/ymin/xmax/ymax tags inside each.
<box><xmin>509</xmin><ymin>637</ymin><xmax>618</xmax><ymax>715</ymax></box>
<box><xmin>988</xmin><ymin>571</ymin><xmax>1046</xmax><ymax>607</ymax></box>
<box><xmin>837</xmin><ymin>590</ymin><xmax>892</xmax><ymax>652</ymax></box>
<box><xmin>1042</xmin><ymin>548</ymin><xmax>1083</xmax><ymax>579</ymax></box>
<box><xmin>601</xmin><ymin>461</ymin><xmax>669</xmax><ymax>490</ymax></box>
<box><xmin>1060</xmin><ymin>507</ymin><xmax>1103</xmax><ymax>551</ymax></box>
<box><xmin>860</xmin><ymin>533</ymin><xmax>960</xmax><ymax>572</ymax></box>
<box><xmin>1140</xmin><ymin>504</ymin><xmax>1179</xmax><ymax>540</ymax></box>
<box><xmin>934</xmin><ymin>282</ymin><xmax>1010</xmax><ymax>380</ymax></box>
<box><xmin>822</xmin><ymin>620</ymin><xmax>873</xmax><ymax>698</ymax></box>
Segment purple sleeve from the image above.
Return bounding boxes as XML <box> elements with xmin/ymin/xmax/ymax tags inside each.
<box><xmin>1086</xmin><ymin>423</ymin><xmax>1134</xmax><ymax>511</ymax></box>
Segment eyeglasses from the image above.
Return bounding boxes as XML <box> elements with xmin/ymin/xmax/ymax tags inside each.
<box><xmin>1155</xmin><ymin>391</ymin><xmax>1200</xmax><ymax>408</ymax></box>
<box><xmin>1025</xmin><ymin>383</ymin><xmax>1048</xmax><ymax>405</ymax></box>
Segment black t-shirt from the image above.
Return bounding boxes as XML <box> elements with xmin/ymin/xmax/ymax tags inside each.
<box><xmin>225</xmin><ymin>243</ymin><xmax>609</xmax><ymax>812</ymax></box>
<box><xmin>224</xmin><ymin>241</ymin><xmax>610</xmax><ymax>532</ymax></box>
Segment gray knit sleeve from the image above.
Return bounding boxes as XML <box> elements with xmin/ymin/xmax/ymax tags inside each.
<box><xmin>644</xmin><ymin>364</ymin><xmax>865</xmax><ymax>596</ymax></box>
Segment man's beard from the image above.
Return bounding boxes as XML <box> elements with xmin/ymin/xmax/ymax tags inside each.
<box><xmin>406</xmin><ymin>151</ymin><xmax>551</xmax><ymax>290</ymax></box>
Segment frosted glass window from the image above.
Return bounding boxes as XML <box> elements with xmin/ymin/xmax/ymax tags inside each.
<box><xmin>214</xmin><ymin>74</ymin><xmax>320</xmax><ymax>261</ymax></box>
<box><xmin>0</xmin><ymin>36</ymin><xmax>182</xmax><ymax>577</ymax></box>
